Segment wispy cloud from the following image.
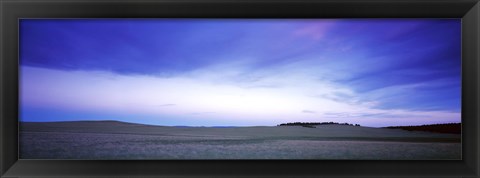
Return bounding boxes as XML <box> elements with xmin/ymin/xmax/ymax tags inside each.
<box><xmin>158</xmin><ymin>104</ymin><xmax>176</xmax><ymax>107</ymax></box>
<box><xmin>19</xmin><ymin>19</ymin><xmax>461</xmax><ymax>126</ymax></box>
<box><xmin>189</xmin><ymin>112</ymin><xmax>216</xmax><ymax>115</ymax></box>
<box><xmin>21</xmin><ymin>64</ymin><xmax>460</xmax><ymax>127</ymax></box>
<box><xmin>292</xmin><ymin>20</ymin><xmax>337</xmax><ymax>41</ymax></box>
<box><xmin>302</xmin><ymin>110</ymin><xmax>316</xmax><ymax>114</ymax></box>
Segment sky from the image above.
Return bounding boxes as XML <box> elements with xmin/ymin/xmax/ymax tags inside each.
<box><xmin>19</xmin><ymin>19</ymin><xmax>461</xmax><ymax>127</ymax></box>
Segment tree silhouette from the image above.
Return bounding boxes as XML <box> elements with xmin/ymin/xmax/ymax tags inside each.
<box><xmin>277</xmin><ymin>121</ymin><xmax>361</xmax><ymax>127</ymax></box>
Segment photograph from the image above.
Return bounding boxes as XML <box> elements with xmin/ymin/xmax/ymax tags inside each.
<box><xmin>19</xmin><ymin>19</ymin><xmax>461</xmax><ymax>160</ymax></box>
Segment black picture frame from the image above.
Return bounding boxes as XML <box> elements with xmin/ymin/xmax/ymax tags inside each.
<box><xmin>1</xmin><ymin>0</ymin><xmax>479</xmax><ymax>177</ymax></box>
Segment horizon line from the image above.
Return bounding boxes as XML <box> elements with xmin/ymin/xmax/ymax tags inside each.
<box><xmin>18</xmin><ymin>119</ymin><xmax>462</xmax><ymax>128</ymax></box>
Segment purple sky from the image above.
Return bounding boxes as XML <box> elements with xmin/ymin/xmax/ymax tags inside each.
<box><xmin>19</xmin><ymin>19</ymin><xmax>461</xmax><ymax>127</ymax></box>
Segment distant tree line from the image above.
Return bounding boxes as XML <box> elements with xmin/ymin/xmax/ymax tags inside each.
<box><xmin>384</xmin><ymin>123</ymin><xmax>461</xmax><ymax>134</ymax></box>
<box><xmin>277</xmin><ymin>122</ymin><xmax>360</xmax><ymax>128</ymax></box>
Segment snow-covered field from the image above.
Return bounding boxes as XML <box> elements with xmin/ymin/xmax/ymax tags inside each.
<box><xmin>19</xmin><ymin>121</ymin><xmax>461</xmax><ymax>160</ymax></box>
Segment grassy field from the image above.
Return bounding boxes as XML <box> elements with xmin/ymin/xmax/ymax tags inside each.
<box><xmin>19</xmin><ymin>121</ymin><xmax>461</xmax><ymax>160</ymax></box>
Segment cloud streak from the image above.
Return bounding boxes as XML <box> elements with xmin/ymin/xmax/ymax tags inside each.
<box><xmin>302</xmin><ymin>110</ymin><xmax>316</xmax><ymax>114</ymax></box>
<box><xmin>21</xmin><ymin>64</ymin><xmax>460</xmax><ymax>127</ymax></box>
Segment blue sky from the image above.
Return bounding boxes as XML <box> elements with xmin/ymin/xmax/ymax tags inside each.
<box><xmin>19</xmin><ymin>19</ymin><xmax>461</xmax><ymax>127</ymax></box>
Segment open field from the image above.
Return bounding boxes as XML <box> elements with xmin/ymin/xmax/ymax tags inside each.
<box><xmin>19</xmin><ymin>121</ymin><xmax>461</xmax><ymax>160</ymax></box>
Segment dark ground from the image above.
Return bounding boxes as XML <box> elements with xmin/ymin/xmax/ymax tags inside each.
<box><xmin>19</xmin><ymin>121</ymin><xmax>461</xmax><ymax>160</ymax></box>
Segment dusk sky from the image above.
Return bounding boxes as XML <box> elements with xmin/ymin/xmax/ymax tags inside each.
<box><xmin>19</xmin><ymin>19</ymin><xmax>461</xmax><ymax>127</ymax></box>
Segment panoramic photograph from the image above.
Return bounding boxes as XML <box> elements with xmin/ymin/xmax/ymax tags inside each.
<box><xmin>19</xmin><ymin>19</ymin><xmax>461</xmax><ymax>160</ymax></box>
